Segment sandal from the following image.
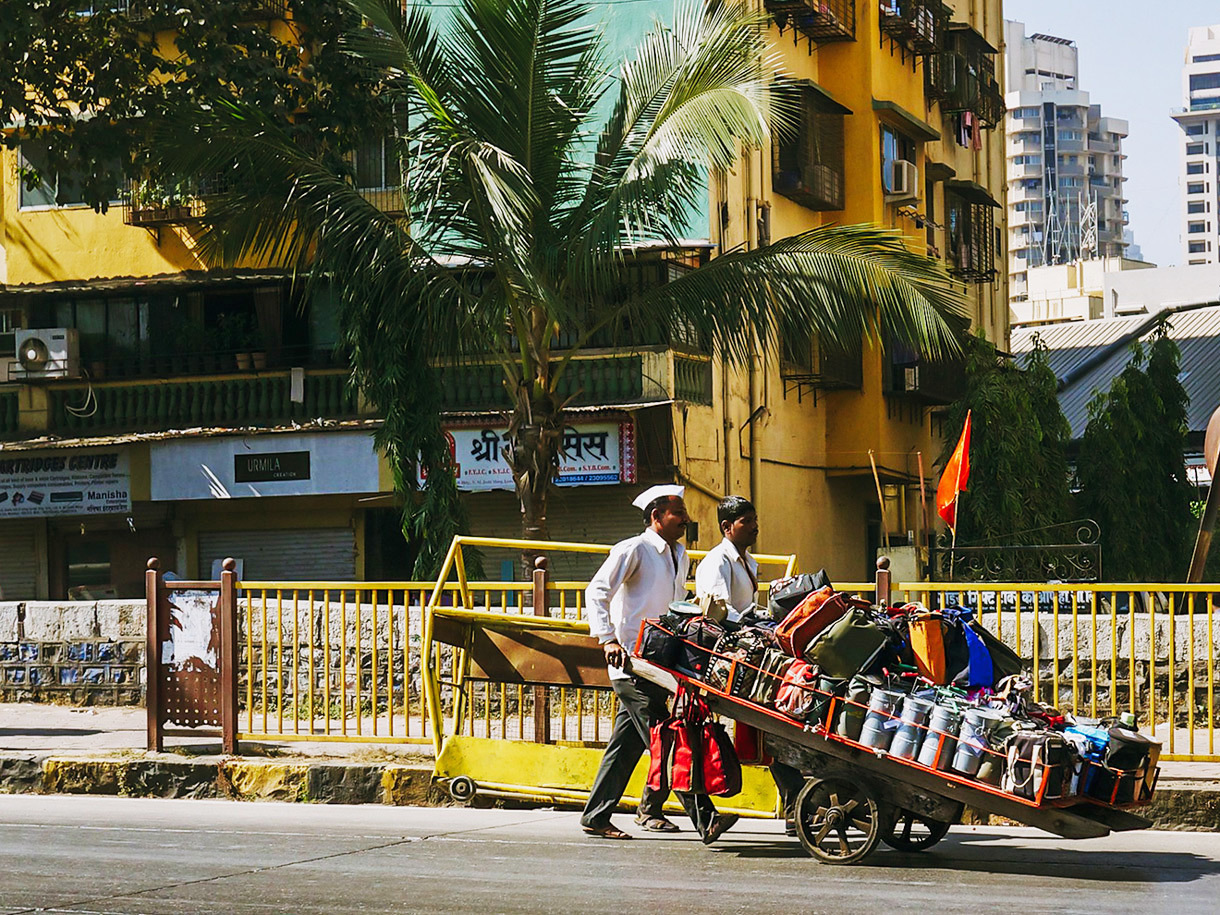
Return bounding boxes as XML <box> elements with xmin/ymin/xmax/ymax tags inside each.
<box><xmin>634</xmin><ymin>815</ymin><xmax>680</xmax><ymax>833</ymax></box>
<box><xmin>582</xmin><ymin>824</ymin><xmax>632</xmax><ymax>840</ymax></box>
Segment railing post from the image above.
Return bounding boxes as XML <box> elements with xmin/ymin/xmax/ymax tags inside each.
<box><xmin>219</xmin><ymin>557</ymin><xmax>240</xmax><ymax>755</ymax></box>
<box><xmin>875</xmin><ymin>556</ymin><xmax>891</xmax><ymax>609</ymax></box>
<box><xmin>145</xmin><ymin>557</ymin><xmax>163</xmax><ymax>752</ymax></box>
<box><xmin>533</xmin><ymin>556</ymin><xmax>551</xmax><ymax>744</ymax></box>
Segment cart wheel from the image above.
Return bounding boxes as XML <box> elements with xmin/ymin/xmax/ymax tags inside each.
<box><xmin>880</xmin><ymin>808</ymin><xmax>952</xmax><ymax>852</ymax></box>
<box><xmin>447</xmin><ymin>776</ymin><xmax>477</xmax><ymax>803</ymax></box>
<box><xmin>794</xmin><ymin>777</ymin><xmax>881</xmax><ymax>865</ymax></box>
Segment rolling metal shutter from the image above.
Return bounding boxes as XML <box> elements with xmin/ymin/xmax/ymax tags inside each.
<box><xmin>0</xmin><ymin>521</ymin><xmax>39</xmax><ymax>600</ymax></box>
<box><xmin>198</xmin><ymin>528</ymin><xmax>357</xmax><ymax>582</ymax></box>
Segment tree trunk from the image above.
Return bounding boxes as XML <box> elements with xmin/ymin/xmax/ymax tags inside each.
<box><xmin>506</xmin><ymin>380</ymin><xmax>565</xmax><ymax>579</ymax></box>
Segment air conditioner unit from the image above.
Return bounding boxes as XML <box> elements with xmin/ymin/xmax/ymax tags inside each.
<box><xmin>886</xmin><ymin>159</ymin><xmax>919</xmax><ymax>202</ymax></box>
<box><xmin>13</xmin><ymin>328</ymin><xmax>80</xmax><ymax>381</ymax></box>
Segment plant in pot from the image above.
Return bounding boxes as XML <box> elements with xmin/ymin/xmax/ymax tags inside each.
<box><xmin>249</xmin><ymin>324</ymin><xmax>267</xmax><ymax>371</ymax></box>
<box><xmin>174</xmin><ymin>318</ymin><xmax>208</xmax><ymax>374</ymax></box>
<box><xmin>217</xmin><ymin>313</ymin><xmax>254</xmax><ymax>370</ymax></box>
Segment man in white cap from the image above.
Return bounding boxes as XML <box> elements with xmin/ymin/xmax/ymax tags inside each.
<box><xmin>579</xmin><ymin>484</ymin><xmax>736</xmax><ymax>843</ymax></box>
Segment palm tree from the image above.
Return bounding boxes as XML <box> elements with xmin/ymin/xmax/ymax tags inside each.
<box><xmin>154</xmin><ymin>0</ymin><xmax>968</xmax><ymax>575</ymax></box>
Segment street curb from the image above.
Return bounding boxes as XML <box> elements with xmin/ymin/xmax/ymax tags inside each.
<box><xmin>0</xmin><ymin>754</ymin><xmax>445</xmax><ymax>807</ymax></box>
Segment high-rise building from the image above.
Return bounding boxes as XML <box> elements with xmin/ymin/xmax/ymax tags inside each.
<box><xmin>1004</xmin><ymin>22</ymin><xmax>1129</xmax><ymax>309</ymax></box>
<box><xmin>1172</xmin><ymin>25</ymin><xmax>1220</xmax><ymax>266</ymax></box>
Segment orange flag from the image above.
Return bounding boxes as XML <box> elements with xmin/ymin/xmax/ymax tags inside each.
<box><xmin>936</xmin><ymin>410</ymin><xmax>972</xmax><ymax>532</ymax></box>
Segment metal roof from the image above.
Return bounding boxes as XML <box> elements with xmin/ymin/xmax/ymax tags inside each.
<box><xmin>1011</xmin><ymin>303</ymin><xmax>1220</xmax><ymax>439</ymax></box>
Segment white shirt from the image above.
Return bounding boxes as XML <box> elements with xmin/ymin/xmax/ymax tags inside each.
<box><xmin>694</xmin><ymin>537</ymin><xmax>758</xmax><ymax>617</ymax></box>
<box><xmin>585</xmin><ymin>528</ymin><xmax>689</xmax><ymax>680</ymax></box>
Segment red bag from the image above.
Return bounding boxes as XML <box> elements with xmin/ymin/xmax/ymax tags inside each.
<box><xmin>776</xmin><ymin>587</ymin><xmax>867</xmax><ymax>657</ymax></box>
<box><xmin>647</xmin><ymin>687</ymin><xmax>742</xmax><ymax>797</ymax></box>
<box><xmin>774</xmin><ymin>659</ymin><xmax>819</xmax><ymax>719</ymax></box>
<box><xmin>702</xmin><ymin>718</ymin><xmax>743</xmax><ymax>797</ymax></box>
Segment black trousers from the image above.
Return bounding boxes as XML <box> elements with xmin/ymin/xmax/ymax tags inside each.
<box><xmin>769</xmin><ymin>761</ymin><xmax>805</xmax><ymax>816</ymax></box>
<box><xmin>580</xmin><ymin>675</ymin><xmax>715</xmax><ymax>833</ymax></box>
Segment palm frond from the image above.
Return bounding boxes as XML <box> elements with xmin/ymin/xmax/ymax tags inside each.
<box><xmin>597</xmin><ymin>225</ymin><xmax>969</xmax><ymax>364</ymax></box>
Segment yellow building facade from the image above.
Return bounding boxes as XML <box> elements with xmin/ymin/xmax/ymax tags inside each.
<box><xmin>680</xmin><ymin>0</ymin><xmax>1008</xmax><ymax>579</ymax></box>
<box><xmin>0</xmin><ymin>1</ymin><xmax>1007</xmax><ymax>599</ymax></box>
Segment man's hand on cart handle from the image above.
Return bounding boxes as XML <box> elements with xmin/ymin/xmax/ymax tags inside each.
<box><xmin>603</xmin><ymin>639</ymin><xmax>627</xmax><ymax>669</ymax></box>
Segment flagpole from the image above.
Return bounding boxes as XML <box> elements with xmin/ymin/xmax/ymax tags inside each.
<box><xmin>948</xmin><ymin>411</ymin><xmax>970</xmax><ymax>580</ymax></box>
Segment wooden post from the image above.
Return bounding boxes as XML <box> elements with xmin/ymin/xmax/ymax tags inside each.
<box><xmin>532</xmin><ymin>556</ymin><xmax>551</xmax><ymax>744</ymax></box>
<box><xmin>219</xmin><ymin>557</ymin><xmax>240</xmax><ymax>756</ymax></box>
<box><xmin>875</xmin><ymin>556</ymin><xmax>892</xmax><ymax>609</ymax></box>
<box><xmin>145</xmin><ymin>557</ymin><xmax>163</xmax><ymax>752</ymax></box>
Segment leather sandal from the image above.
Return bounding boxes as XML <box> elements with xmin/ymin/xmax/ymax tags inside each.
<box><xmin>702</xmin><ymin>813</ymin><xmax>740</xmax><ymax>845</ymax></box>
<box><xmin>582</xmin><ymin>824</ymin><xmax>632</xmax><ymax>840</ymax></box>
<box><xmin>634</xmin><ymin>815</ymin><xmax>680</xmax><ymax>833</ymax></box>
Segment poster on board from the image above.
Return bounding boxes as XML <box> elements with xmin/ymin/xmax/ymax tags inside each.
<box><xmin>0</xmin><ymin>450</ymin><xmax>131</xmax><ymax>518</ymax></box>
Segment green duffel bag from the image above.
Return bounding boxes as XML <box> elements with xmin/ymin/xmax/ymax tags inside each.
<box><xmin>803</xmin><ymin>607</ymin><xmax>889</xmax><ymax>680</ymax></box>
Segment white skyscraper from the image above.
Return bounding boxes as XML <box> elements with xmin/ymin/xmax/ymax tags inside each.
<box><xmin>1172</xmin><ymin>25</ymin><xmax>1220</xmax><ymax>266</ymax></box>
<box><xmin>1004</xmin><ymin>22</ymin><xmax>1129</xmax><ymax>307</ymax></box>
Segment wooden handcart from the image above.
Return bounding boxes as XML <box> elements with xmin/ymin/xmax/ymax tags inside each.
<box><xmin>633</xmin><ymin>658</ymin><xmax>1157</xmax><ymax>865</ymax></box>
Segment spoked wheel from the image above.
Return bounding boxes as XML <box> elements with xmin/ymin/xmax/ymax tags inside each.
<box><xmin>880</xmin><ymin>809</ymin><xmax>952</xmax><ymax>852</ymax></box>
<box><xmin>794</xmin><ymin>777</ymin><xmax>881</xmax><ymax>865</ymax></box>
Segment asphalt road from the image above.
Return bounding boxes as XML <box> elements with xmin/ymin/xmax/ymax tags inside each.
<box><xmin>0</xmin><ymin>796</ymin><xmax>1217</xmax><ymax>915</ymax></box>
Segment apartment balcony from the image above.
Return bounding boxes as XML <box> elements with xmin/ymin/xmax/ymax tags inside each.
<box><xmin>764</xmin><ymin>0</ymin><xmax>856</xmax><ymax>43</ymax></box>
<box><xmin>1056</xmin><ymin>160</ymin><xmax>1086</xmax><ymax>177</ymax></box>
<box><xmin>1007</xmin><ymin>162</ymin><xmax>1042</xmax><ymax>179</ymax></box>
<box><xmin>357</xmin><ymin>185</ymin><xmax>406</xmax><ymax>216</ymax></box>
<box><xmin>1008</xmin><ymin>184</ymin><xmax>1044</xmax><ymax>203</ymax></box>
<box><xmin>1089</xmin><ymin>136</ymin><xmax>1120</xmax><ymax>154</ymax></box>
<box><xmin>436</xmin><ymin>348</ymin><xmax>713</xmax><ymax>412</ymax></box>
<box><xmin>878</xmin><ymin>0</ymin><xmax>946</xmax><ymax>55</ymax></box>
<box><xmin>926</xmin><ymin>54</ymin><xmax>1003</xmax><ymax>126</ymax></box>
<box><xmin>39</xmin><ymin>369</ymin><xmax>361</xmax><ymax>438</ymax></box>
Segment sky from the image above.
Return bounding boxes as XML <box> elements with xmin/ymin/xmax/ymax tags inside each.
<box><xmin>1005</xmin><ymin>1</ymin><xmax>1219</xmax><ymax>267</ymax></box>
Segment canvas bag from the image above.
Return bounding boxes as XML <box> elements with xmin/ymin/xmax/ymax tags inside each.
<box><xmin>775</xmin><ymin>587</ymin><xmax>867</xmax><ymax>657</ymax></box>
<box><xmin>906</xmin><ymin>607</ymin><xmax>947</xmax><ymax>684</ymax></box>
<box><xmin>803</xmin><ymin>608</ymin><xmax>889</xmax><ymax>680</ymax></box>
<box><xmin>673</xmin><ymin>616</ymin><xmax>725</xmax><ymax>676</ymax></box>
<box><xmin>1003</xmin><ymin>730</ymin><xmax>1074</xmax><ymax>800</ymax></box>
<box><xmin>647</xmin><ymin>689</ymin><xmax>702</xmax><ymax>793</ymax></box>
<box><xmin>766</xmin><ymin>569</ymin><xmax>833</xmax><ymax>620</ymax></box>
<box><xmin>746</xmin><ymin>648</ymin><xmax>792</xmax><ymax>707</ymax></box>
<box><xmin>774</xmin><ymin>659</ymin><xmax>820</xmax><ymax>719</ymax></box>
<box><xmin>637</xmin><ymin>613</ymin><xmax>683</xmax><ymax>668</ymax></box>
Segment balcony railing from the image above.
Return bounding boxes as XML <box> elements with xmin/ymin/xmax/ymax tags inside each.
<box><xmin>878</xmin><ymin>0</ymin><xmax>946</xmax><ymax>55</ymax></box>
<box><xmin>764</xmin><ymin>0</ymin><xmax>856</xmax><ymax>44</ymax></box>
<box><xmin>927</xmin><ymin>53</ymin><xmax>1003</xmax><ymax>126</ymax></box>
<box><xmin>44</xmin><ymin>370</ymin><xmax>359</xmax><ymax>436</ymax></box>
<box><xmin>435</xmin><ymin>349</ymin><xmax>713</xmax><ymax>413</ymax></box>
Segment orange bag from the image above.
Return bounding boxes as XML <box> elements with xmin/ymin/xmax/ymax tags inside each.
<box><xmin>776</xmin><ymin>587</ymin><xmax>869</xmax><ymax>657</ymax></box>
<box><xmin>908</xmin><ymin>609</ymin><xmax>947</xmax><ymax>684</ymax></box>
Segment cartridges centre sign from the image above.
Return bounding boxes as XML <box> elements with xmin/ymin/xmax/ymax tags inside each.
<box><xmin>0</xmin><ymin>449</ymin><xmax>131</xmax><ymax>518</ymax></box>
<box><xmin>423</xmin><ymin>420</ymin><xmax>637</xmax><ymax>491</ymax></box>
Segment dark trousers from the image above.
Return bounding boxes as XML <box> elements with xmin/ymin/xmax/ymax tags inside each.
<box><xmin>580</xmin><ymin>676</ymin><xmax>715</xmax><ymax>833</ymax></box>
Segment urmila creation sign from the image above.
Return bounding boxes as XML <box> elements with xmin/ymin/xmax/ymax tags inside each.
<box><xmin>233</xmin><ymin>450</ymin><xmax>311</xmax><ymax>483</ymax></box>
<box><xmin>0</xmin><ymin>450</ymin><xmax>131</xmax><ymax>518</ymax></box>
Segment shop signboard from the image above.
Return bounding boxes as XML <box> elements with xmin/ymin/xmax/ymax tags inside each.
<box><xmin>150</xmin><ymin>432</ymin><xmax>380</xmax><ymax>500</ymax></box>
<box><xmin>0</xmin><ymin>449</ymin><xmax>131</xmax><ymax>518</ymax></box>
<box><xmin>423</xmin><ymin>420</ymin><xmax>636</xmax><ymax>492</ymax></box>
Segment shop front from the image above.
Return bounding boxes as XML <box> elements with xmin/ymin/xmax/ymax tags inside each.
<box><xmin>149</xmin><ymin>430</ymin><xmax>385</xmax><ymax>581</ymax></box>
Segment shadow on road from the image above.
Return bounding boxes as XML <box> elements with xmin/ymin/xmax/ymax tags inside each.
<box><xmin>0</xmin><ymin>727</ymin><xmax>104</xmax><ymax>738</ymax></box>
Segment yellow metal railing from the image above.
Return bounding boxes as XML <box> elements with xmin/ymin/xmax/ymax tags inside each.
<box><xmin>232</xmin><ymin>538</ymin><xmax>1220</xmax><ymax>764</ymax></box>
<box><xmin>419</xmin><ymin>536</ymin><xmax>799</xmax><ymax>755</ymax></box>
<box><xmin>233</xmin><ymin>536</ymin><xmax>798</xmax><ymax>751</ymax></box>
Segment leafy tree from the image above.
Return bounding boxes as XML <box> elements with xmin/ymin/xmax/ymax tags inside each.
<box><xmin>936</xmin><ymin>334</ymin><xmax>1072</xmax><ymax>578</ymax></box>
<box><xmin>1077</xmin><ymin>323</ymin><xmax>1195</xmax><ymax>582</ymax></box>
<box><xmin>0</xmin><ymin>1</ymin><xmax>384</xmax><ymax>207</ymax></box>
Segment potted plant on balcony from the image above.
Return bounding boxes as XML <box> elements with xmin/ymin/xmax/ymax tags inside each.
<box><xmin>249</xmin><ymin>324</ymin><xmax>267</xmax><ymax>370</ymax></box>
<box><xmin>217</xmin><ymin>313</ymin><xmax>254</xmax><ymax>370</ymax></box>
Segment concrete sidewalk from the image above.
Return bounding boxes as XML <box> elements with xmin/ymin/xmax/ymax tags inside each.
<box><xmin>2</xmin><ymin>703</ymin><xmax>1219</xmax><ymax>829</ymax></box>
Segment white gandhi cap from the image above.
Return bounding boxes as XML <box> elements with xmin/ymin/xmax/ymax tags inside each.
<box><xmin>631</xmin><ymin>484</ymin><xmax>685</xmax><ymax>510</ymax></box>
